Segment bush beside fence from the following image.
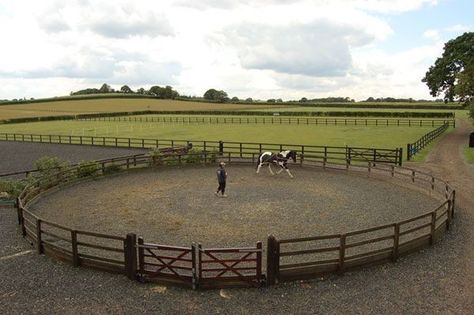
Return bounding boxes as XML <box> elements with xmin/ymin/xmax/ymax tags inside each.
<box><xmin>13</xmin><ymin>151</ymin><xmax>455</xmax><ymax>289</ymax></box>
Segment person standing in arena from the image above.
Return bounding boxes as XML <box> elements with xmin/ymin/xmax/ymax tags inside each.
<box><xmin>215</xmin><ymin>161</ymin><xmax>228</xmax><ymax>197</ymax></box>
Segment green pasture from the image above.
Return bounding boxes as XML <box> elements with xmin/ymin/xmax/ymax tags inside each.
<box><xmin>464</xmin><ymin>146</ymin><xmax>474</xmax><ymax>164</ymax></box>
<box><xmin>129</xmin><ymin>114</ymin><xmax>455</xmax><ymax>122</ymax></box>
<box><xmin>0</xmin><ymin>119</ymin><xmax>435</xmax><ymax>150</ymax></box>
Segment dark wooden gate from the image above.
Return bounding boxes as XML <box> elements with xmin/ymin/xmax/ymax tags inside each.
<box><xmin>137</xmin><ymin>238</ymin><xmax>197</xmax><ymax>288</ymax></box>
<box><xmin>197</xmin><ymin>242</ymin><xmax>263</xmax><ymax>288</ymax></box>
<box><xmin>348</xmin><ymin>147</ymin><xmax>402</xmax><ymax>165</ymax></box>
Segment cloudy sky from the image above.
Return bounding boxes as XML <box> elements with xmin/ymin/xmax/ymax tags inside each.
<box><xmin>0</xmin><ymin>0</ymin><xmax>472</xmax><ymax>101</ymax></box>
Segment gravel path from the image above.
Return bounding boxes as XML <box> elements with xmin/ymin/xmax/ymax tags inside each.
<box><xmin>0</xmin><ymin>141</ymin><xmax>147</xmax><ymax>174</ymax></box>
<box><xmin>1</xmin><ymin>131</ymin><xmax>474</xmax><ymax>314</ymax></box>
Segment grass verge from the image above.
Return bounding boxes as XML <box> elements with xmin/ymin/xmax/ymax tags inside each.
<box><xmin>464</xmin><ymin>146</ymin><xmax>474</xmax><ymax>164</ymax></box>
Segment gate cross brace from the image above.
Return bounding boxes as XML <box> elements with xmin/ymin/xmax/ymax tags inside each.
<box><xmin>202</xmin><ymin>251</ymin><xmax>259</xmax><ymax>287</ymax></box>
<box><xmin>147</xmin><ymin>249</ymin><xmax>190</xmax><ymax>282</ymax></box>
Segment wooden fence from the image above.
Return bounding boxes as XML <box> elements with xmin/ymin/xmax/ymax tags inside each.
<box><xmin>14</xmin><ymin>151</ymin><xmax>454</xmax><ymax>289</ymax></box>
<box><xmin>266</xmin><ymin>162</ymin><xmax>455</xmax><ymax>284</ymax></box>
<box><xmin>78</xmin><ymin>115</ymin><xmax>456</xmax><ymax>128</ymax></box>
<box><xmin>0</xmin><ymin>132</ymin><xmax>403</xmax><ymax>165</ymax></box>
<box><xmin>407</xmin><ymin>123</ymin><xmax>450</xmax><ymax>160</ymax></box>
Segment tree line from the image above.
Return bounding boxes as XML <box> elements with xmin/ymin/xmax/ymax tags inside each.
<box><xmin>71</xmin><ymin>83</ymin><xmax>179</xmax><ymax>99</ymax></box>
<box><xmin>67</xmin><ymin>84</ymin><xmax>445</xmax><ymax>105</ymax></box>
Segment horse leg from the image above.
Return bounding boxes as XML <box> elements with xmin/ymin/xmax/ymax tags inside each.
<box><xmin>256</xmin><ymin>163</ymin><xmax>262</xmax><ymax>174</ymax></box>
<box><xmin>268</xmin><ymin>164</ymin><xmax>275</xmax><ymax>175</ymax></box>
<box><xmin>285</xmin><ymin>168</ymin><xmax>294</xmax><ymax>178</ymax></box>
<box><xmin>276</xmin><ymin>163</ymin><xmax>284</xmax><ymax>174</ymax></box>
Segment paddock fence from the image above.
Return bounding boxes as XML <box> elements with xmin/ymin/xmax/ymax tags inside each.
<box><xmin>13</xmin><ymin>151</ymin><xmax>455</xmax><ymax>289</ymax></box>
<box><xmin>0</xmin><ymin>132</ymin><xmax>403</xmax><ymax>165</ymax></box>
<box><xmin>407</xmin><ymin>122</ymin><xmax>450</xmax><ymax>160</ymax></box>
<box><xmin>77</xmin><ymin>115</ymin><xmax>456</xmax><ymax>128</ymax></box>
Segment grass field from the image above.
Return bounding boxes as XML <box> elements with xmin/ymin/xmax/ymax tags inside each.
<box><xmin>0</xmin><ymin>99</ymin><xmax>284</xmax><ymax>120</ymax></box>
<box><xmin>0</xmin><ymin>98</ymin><xmax>466</xmax><ymax>120</ymax></box>
<box><xmin>0</xmin><ymin>119</ymin><xmax>434</xmax><ymax>149</ymax></box>
<box><xmin>464</xmin><ymin>146</ymin><xmax>474</xmax><ymax>164</ymax></box>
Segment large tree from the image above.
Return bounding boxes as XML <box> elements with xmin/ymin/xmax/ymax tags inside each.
<box><xmin>203</xmin><ymin>89</ymin><xmax>228</xmax><ymax>102</ymax></box>
<box><xmin>120</xmin><ymin>85</ymin><xmax>134</xmax><ymax>94</ymax></box>
<box><xmin>422</xmin><ymin>32</ymin><xmax>474</xmax><ymax>104</ymax></box>
<box><xmin>99</xmin><ymin>83</ymin><xmax>113</xmax><ymax>93</ymax></box>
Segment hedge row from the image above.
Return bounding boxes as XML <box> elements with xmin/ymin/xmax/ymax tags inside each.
<box><xmin>73</xmin><ymin>110</ymin><xmax>455</xmax><ymax>118</ymax></box>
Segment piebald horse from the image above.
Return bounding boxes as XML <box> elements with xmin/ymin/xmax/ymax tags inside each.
<box><xmin>256</xmin><ymin>150</ymin><xmax>297</xmax><ymax>178</ymax></box>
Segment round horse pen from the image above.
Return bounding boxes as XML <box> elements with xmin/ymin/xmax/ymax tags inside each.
<box><xmin>15</xmin><ymin>152</ymin><xmax>455</xmax><ymax>289</ymax></box>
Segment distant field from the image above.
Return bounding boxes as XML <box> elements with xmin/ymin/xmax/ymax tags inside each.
<box><xmin>0</xmin><ymin>99</ymin><xmax>284</xmax><ymax>120</ymax></box>
<box><xmin>0</xmin><ymin>97</ymin><xmax>464</xmax><ymax>120</ymax></box>
<box><xmin>0</xmin><ymin>119</ymin><xmax>434</xmax><ymax>149</ymax></box>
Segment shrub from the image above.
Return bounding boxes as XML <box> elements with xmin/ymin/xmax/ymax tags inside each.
<box><xmin>163</xmin><ymin>157</ymin><xmax>181</xmax><ymax>166</ymax></box>
<box><xmin>206</xmin><ymin>149</ymin><xmax>219</xmax><ymax>163</ymax></box>
<box><xmin>103</xmin><ymin>164</ymin><xmax>122</xmax><ymax>174</ymax></box>
<box><xmin>34</xmin><ymin>156</ymin><xmax>70</xmax><ymax>177</ymax></box>
<box><xmin>185</xmin><ymin>149</ymin><xmax>202</xmax><ymax>164</ymax></box>
<box><xmin>0</xmin><ymin>179</ymin><xmax>29</xmax><ymax>198</ymax></box>
<box><xmin>77</xmin><ymin>161</ymin><xmax>99</xmax><ymax>178</ymax></box>
<box><xmin>33</xmin><ymin>156</ymin><xmax>71</xmax><ymax>188</ymax></box>
<box><xmin>148</xmin><ymin>148</ymin><xmax>164</xmax><ymax>166</ymax></box>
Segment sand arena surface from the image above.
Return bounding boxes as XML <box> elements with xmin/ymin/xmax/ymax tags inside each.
<box><xmin>29</xmin><ymin>165</ymin><xmax>440</xmax><ymax>247</ymax></box>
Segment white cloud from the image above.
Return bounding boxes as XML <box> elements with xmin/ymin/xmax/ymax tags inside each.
<box><xmin>0</xmin><ymin>0</ymin><xmax>458</xmax><ymax>101</ymax></box>
<box><xmin>423</xmin><ymin>29</ymin><xmax>441</xmax><ymax>41</ymax></box>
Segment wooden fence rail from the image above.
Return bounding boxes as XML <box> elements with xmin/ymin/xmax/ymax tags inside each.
<box><xmin>14</xmin><ymin>151</ymin><xmax>454</xmax><ymax>289</ymax></box>
<box><xmin>77</xmin><ymin>115</ymin><xmax>456</xmax><ymax>128</ymax></box>
<box><xmin>407</xmin><ymin>123</ymin><xmax>450</xmax><ymax>160</ymax></box>
<box><xmin>0</xmin><ymin>132</ymin><xmax>403</xmax><ymax>166</ymax></box>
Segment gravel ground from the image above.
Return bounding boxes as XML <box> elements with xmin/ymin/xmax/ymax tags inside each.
<box><xmin>1</xmin><ymin>135</ymin><xmax>474</xmax><ymax>314</ymax></box>
<box><xmin>0</xmin><ymin>141</ymin><xmax>147</xmax><ymax>174</ymax></box>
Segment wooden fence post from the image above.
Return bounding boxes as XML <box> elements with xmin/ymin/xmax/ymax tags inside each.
<box><xmin>36</xmin><ymin>219</ymin><xmax>43</xmax><ymax>254</ymax></box>
<box><xmin>266</xmin><ymin>235</ymin><xmax>279</xmax><ymax>285</ymax></box>
<box><xmin>256</xmin><ymin>241</ymin><xmax>263</xmax><ymax>285</ymax></box>
<box><xmin>300</xmin><ymin>146</ymin><xmax>304</xmax><ymax>165</ymax></box>
<box><xmin>16</xmin><ymin>197</ymin><xmax>21</xmax><ymax>225</ymax></box>
<box><xmin>392</xmin><ymin>224</ymin><xmax>400</xmax><ymax>262</ymax></box>
<box><xmin>71</xmin><ymin>230</ymin><xmax>79</xmax><ymax>267</ymax></box>
<box><xmin>451</xmin><ymin>190</ymin><xmax>456</xmax><ymax>218</ymax></box>
<box><xmin>191</xmin><ymin>242</ymin><xmax>198</xmax><ymax>289</ymax></box>
<box><xmin>125</xmin><ymin>233</ymin><xmax>137</xmax><ymax>280</ymax></box>
<box><xmin>446</xmin><ymin>200</ymin><xmax>452</xmax><ymax>230</ymax></box>
<box><xmin>137</xmin><ymin>237</ymin><xmax>145</xmax><ymax>281</ymax></box>
<box><xmin>338</xmin><ymin>234</ymin><xmax>346</xmax><ymax>274</ymax></box>
<box><xmin>430</xmin><ymin>212</ymin><xmax>436</xmax><ymax>245</ymax></box>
